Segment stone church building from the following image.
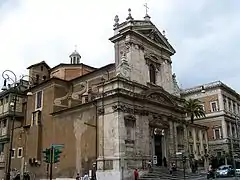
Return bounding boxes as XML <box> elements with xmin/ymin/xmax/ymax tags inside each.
<box><xmin>3</xmin><ymin>9</ymin><xmax>208</xmax><ymax>180</ymax></box>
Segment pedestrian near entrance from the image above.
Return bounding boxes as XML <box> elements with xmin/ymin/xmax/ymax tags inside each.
<box><xmin>83</xmin><ymin>172</ymin><xmax>90</xmax><ymax>180</ymax></box>
<box><xmin>163</xmin><ymin>157</ymin><xmax>167</xmax><ymax>167</ymax></box>
<box><xmin>76</xmin><ymin>173</ymin><xmax>80</xmax><ymax>180</ymax></box>
<box><xmin>134</xmin><ymin>168</ymin><xmax>139</xmax><ymax>180</ymax></box>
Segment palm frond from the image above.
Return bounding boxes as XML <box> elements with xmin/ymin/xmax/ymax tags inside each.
<box><xmin>183</xmin><ymin>98</ymin><xmax>206</xmax><ymax>123</ymax></box>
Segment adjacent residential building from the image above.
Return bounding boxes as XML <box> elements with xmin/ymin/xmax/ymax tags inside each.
<box><xmin>1</xmin><ymin>9</ymin><xmax>209</xmax><ymax>180</ymax></box>
<box><xmin>0</xmin><ymin>80</ymin><xmax>29</xmax><ymax>179</ymax></box>
<box><xmin>181</xmin><ymin>81</ymin><xmax>240</xmax><ymax>165</ymax></box>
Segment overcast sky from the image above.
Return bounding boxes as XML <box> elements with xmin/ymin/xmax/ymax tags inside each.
<box><xmin>0</xmin><ymin>0</ymin><xmax>239</xmax><ymax>90</ymax></box>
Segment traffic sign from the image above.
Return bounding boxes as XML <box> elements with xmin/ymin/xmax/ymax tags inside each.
<box><xmin>153</xmin><ymin>155</ymin><xmax>157</xmax><ymax>165</ymax></box>
<box><xmin>176</xmin><ymin>152</ymin><xmax>183</xmax><ymax>155</ymax></box>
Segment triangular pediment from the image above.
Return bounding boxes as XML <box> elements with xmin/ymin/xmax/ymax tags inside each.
<box><xmin>136</xmin><ymin>28</ymin><xmax>176</xmax><ymax>55</ymax></box>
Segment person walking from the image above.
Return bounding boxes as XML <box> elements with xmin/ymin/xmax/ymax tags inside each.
<box><xmin>134</xmin><ymin>168</ymin><xmax>139</xmax><ymax>180</ymax></box>
<box><xmin>163</xmin><ymin>157</ymin><xmax>167</xmax><ymax>167</ymax></box>
<box><xmin>83</xmin><ymin>172</ymin><xmax>89</xmax><ymax>180</ymax></box>
<box><xmin>76</xmin><ymin>173</ymin><xmax>80</xmax><ymax>180</ymax></box>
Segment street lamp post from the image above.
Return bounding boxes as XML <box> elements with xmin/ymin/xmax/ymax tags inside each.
<box><xmin>1</xmin><ymin>70</ymin><xmax>33</xmax><ymax>180</ymax></box>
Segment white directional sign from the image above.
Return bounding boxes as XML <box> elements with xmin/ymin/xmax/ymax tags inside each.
<box><xmin>176</xmin><ymin>152</ymin><xmax>183</xmax><ymax>155</ymax></box>
<box><xmin>153</xmin><ymin>155</ymin><xmax>157</xmax><ymax>165</ymax></box>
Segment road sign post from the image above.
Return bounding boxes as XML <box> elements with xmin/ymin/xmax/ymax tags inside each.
<box><xmin>49</xmin><ymin>146</ymin><xmax>53</xmax><ymax>180</ymax></box>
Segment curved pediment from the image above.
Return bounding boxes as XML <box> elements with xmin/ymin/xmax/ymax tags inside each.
<box><xmin>142</xmin><ymin>88</ymin><xmax>177</xmax><ymax>107</ymax></box>
<box><xmin>147</xmin><ymin>92</ymin><xmax>175</xmax><ymax>106</ymax></box>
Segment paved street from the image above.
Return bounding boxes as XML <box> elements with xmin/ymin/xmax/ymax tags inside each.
<box><xmin>190</xmin><ymin>177</ymin><xmax>240</xmax><ymax>180</ymax></box>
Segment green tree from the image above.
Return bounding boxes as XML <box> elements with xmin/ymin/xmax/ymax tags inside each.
<box><xmin>184</xmin><ymin>98</ymin><xmax>205</xmax><ymax>123</ymax></box>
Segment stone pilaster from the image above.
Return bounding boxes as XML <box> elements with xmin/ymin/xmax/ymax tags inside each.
<box><xmin>218</xmin><ymin>90</ymin><xmax>224</xmax><ymax>111</ymax></box>
<box><xmin>174</xmin><ymin>122</ymin><xmax>178</xmax><ymax>153</ymax></box>
<box><xmin>168</xmin><ymin>121</ymin><xmax>175</xmax><ymax>164</ymax></box>
<box><xmin>183</xmin><ymin>124</ymin><xmax>188</xmax><ymax>153</ymax></box>
<box><xmin>221</xmin><ymin>119</ymin><xmax>227</xmax><ymax>139</ymax></box>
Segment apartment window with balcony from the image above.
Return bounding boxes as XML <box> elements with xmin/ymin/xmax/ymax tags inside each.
<box><xmin>17</xmin><ymin>148</ymin><xmax>23</xmax><ymax>158</ymax></box>
<box><xmin>210</xmin><ymin>101</ymin><xmax>218</xmax><ymax>112</ymax></box>
<box><xmin>35</xmin><ymin>91</ymin><xmax>43</xmax><ymax>110</ymax></box>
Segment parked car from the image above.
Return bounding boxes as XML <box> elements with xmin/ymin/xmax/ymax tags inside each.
<box><xmin>216</xmin><ymin>165</ymin><xmax>235</xmax><ymax>178</ymax></box>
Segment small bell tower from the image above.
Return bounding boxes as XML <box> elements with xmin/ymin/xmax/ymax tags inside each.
<box><xmin>69</xmin><ymin>46</ymin><xmax>81</xmax><ymax>64</ymax></box>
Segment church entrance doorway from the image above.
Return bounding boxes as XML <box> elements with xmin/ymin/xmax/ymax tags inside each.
<box><xmin>154</xmin><ymin>134</ymin><xmax>163</xmax><ymax>166</ymax></box>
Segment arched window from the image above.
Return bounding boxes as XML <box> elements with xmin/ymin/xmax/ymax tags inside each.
<box><xmin>149</xmin><ymin>64</ymin><xmax>156</xmax><ymax>84</ymax></box>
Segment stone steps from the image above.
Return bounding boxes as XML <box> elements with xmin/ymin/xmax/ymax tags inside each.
<box><xmin>139</xmin><ymin>167</ymin><xmax>206</xmax><ymax>180</ymax></box>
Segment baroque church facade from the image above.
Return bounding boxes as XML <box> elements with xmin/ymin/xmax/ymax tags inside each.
<box><xmin>2</xmin><ymin>9</ymin><xmax>208</xmax><ymax>180</ymax></box>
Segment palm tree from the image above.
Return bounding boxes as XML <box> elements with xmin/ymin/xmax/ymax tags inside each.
<box><xmin>183</xmin><ymin>98</ymin><xmax>205</xmax><ymax>123</ymax></box>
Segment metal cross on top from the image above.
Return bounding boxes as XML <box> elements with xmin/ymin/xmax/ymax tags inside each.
<box><xmin>144</xmin><ymin>3</ymin><xmax>149</xmax><ymax>15</ymax></box>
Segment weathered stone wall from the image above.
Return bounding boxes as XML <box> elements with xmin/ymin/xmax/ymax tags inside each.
<box><xmin>52</xmin><ymin>105</ymin><xmax>97</xmax><ymax>178</ymax></box>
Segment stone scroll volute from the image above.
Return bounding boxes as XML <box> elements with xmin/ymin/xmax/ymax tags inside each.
<box><xmin>53</xmin><ymin>85</ymin><xmax>72</xmax><ymax>108</ymax></box>
<box><xmin>71</xmin><ymin>81</ymin><xmax>88</xmax><ymax>100</ymax></box>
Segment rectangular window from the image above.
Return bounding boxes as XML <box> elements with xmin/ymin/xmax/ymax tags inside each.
<box><xmin>229</xmin><ymin>101</ymin><xmax>232</xmax><ymax>112</ymax></box>
<box><xmin>0</xmin><ymin>99</ymin><xmax>3</xmax><ymax>105</ymax></box>
<box><xmin>35</xmin><ymin>91</ymin><xmax>43</xmax><ymax>109</ymax></box>
<box><xmin>190</xmin><ymin>145</ymin><xmax>193</xmax><ymax>154</ymax></box>
<box><xmin>210</xmin><ymin>101</ymin><xmax>218</xmax><ymax>112</ymax></box>
<box><xmin>196</xmin><ymin>131</ymin><xmax>199</xmax><ymax>141</ymax></box>
<box><xmin>232</xmin><ymin>126</ymin><xmax>235</xmax><ymax>138</ymax></box>
<box><xmin>233</xmin><ymin>103</ymin><xmax>236</xmax><ymax>114</ymax></box>
<box><xmin>31</xmin><ymin>111</ymin><xmax>42</xmax><ymax>126</ymax></box>
<box><xmin>11</xmin><ymin>148</ymin><xmax>15</xmax><ymax>158</ymax></box>
<box><xmin>197</xmin><ymin>145</ymin><xmax>200</xmax><ymax>155</ymax></box>
<box><xmin>0</xmin><ymin>143</ymin><xmax>4</xmax><ymax>153</ymax></box>
<box><xmin>189</xmin><ymin>130</ymin><xmax>192</xmax><ymax>138</ymax></box>
<box><xmin>2</xmin><ymin>119</ymin><xmax>7</xmax><ymax>128</ymax></box>
<box><xmin>214</xmin><ymin>128</ymin><xmax>221</xmax><ymax>139</ymax></box>
<box><xmin>126</xmin><ymin>126</ymin><xmax>132</xmax><ymax>140</ymax></box>
<box><xmin>223</xmin><ymin>97</ymin><xmax>227</xmax><ymax>110</ymax></box>
<box><xmin>202</xmin><ymin>132</ymin><xmax>205</xmax><ymax>140</ymax></box>
<box><xmin>32</xmin><ymin>112</ymin><xmax>38</xmax><ymax>126</ymax></box>
<box><xmin>17</xmin><ymin>148</ymin><xmax>23</xmax><ymax>158</ymax></box>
